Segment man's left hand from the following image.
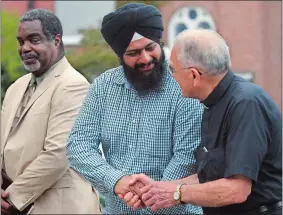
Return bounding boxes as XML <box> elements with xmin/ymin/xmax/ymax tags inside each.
<box><xmin>141</xmin><ymin>181</ymin><xmax>180</xmax><ymax>211</ymax></box>
<box><xmin>1</xmin><ymin>190</ymin><xmax>12</xmax><ymax>215</ymax></box>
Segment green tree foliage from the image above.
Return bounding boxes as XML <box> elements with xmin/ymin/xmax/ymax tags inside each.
<box><xmin>1</xmin><ymin>11</ymin><xmax>26</xmax><ymax>101</ymax></box>
<box><xmin>66</xmin><ymin>28</ymin><xmax>119</xmax><ymax>81</ymax></box>
<box><xmin>66</xmin><ymin>1</ymin><xmax>165</xmax><ymax>82</ymax></box>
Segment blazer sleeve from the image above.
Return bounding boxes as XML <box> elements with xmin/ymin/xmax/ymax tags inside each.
<box><xmin>5</xmin><ymin>75</ymin><xmax>90</xmax><ymax>211</ymax></box>
<box><xmin>1</xmin><ymin>84</ymin><xmax>14</xmax><ymax>187</ymax></box>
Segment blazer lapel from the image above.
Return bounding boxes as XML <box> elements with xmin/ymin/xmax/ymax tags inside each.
<box><xmin>1</xmin><ymin>74</ymin><xmax>31</xmax><ymax>154</ymax></box>
<box><xmin>13</xmin><ymin>57</ymin><xmax>70</xmax><ymax>128</ymax></box>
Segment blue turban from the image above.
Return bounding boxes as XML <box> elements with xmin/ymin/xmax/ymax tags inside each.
<box><xmin>101</xmin><ymin>3</ymin><xmax>164</xmax><ymax>57</ymax></box>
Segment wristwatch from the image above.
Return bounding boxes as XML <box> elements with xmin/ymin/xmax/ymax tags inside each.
<box><xmin>173</xmin><ymin>183</ymin><xmax>186</xmax><ymax>204</ymax></box>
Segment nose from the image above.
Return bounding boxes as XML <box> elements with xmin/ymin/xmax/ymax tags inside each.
<box><xmin>138</xmin><ymin>49</ymin><xmax>151</xmax><ymax>64</ymax></box>
<box><xmin>21</xmin><ymin>41</ymin><xmax>32</xmax><ymax>53</ymax></box>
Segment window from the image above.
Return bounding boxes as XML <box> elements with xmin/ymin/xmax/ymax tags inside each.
<box><xmin>175</xmin><ymin>23</ymin><xmax>188</xmax><ymax>36</ymax></box>
<box><xmin>168</xmin><ymin>7</ymin><xmax>216</xmax><ymax>49</ymax></box>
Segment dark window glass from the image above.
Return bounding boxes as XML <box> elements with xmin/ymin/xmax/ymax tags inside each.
<box><xmin>189</xmin><ymin>9</ymin><xmax>197</xmax><ymax>19</ymax></box>
<box><xmin>27</xmin><ymin>0</ymin><xmax>35</xmax><ymax>10</ymax></box>
<box><xmin>175</xmin><ymin>23</ymin><xmax>188</xmax><ymax>36</ymax></box>
<box><xmin>198</xmin><ymin>22</ymin><xmax>211</xmax><ymax>29</ymax></box>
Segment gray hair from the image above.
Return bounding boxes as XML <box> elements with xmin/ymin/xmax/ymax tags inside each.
<box><xmin>20</xmin><ymin>8</ymin><xmax>64</xmax><ymax>54</ymax></box>
<box><xmin>174</xmin><ymin>29</ymin><xmax>231</xmax><ymax>76</ymax></box>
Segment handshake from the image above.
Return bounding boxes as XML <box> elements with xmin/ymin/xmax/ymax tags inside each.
<box><xmin>114</xmin><ymin>174</ymin><xmax>181</xmax><ymax>211</ymax></box>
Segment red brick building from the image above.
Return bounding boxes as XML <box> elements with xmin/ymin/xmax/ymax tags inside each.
<box><xmin>160</xmin><ymin>1</ymin><xmax>282</xmax><ymax>110</ymax></box>
<box><xmin>2</xmin><ymin>1</ymin><xmax>281</xmax><ymax>109</ymax></box>
<box><xmin>2</xmin><ymin>1</ymin><xmax>54</xmax><ymax>16</ymax></box>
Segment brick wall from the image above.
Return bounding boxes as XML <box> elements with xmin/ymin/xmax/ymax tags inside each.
<box><xmin>2</xmin><ymin>1</ymin><xmax>54</xmax><ymax>17</ymax></box>
<box><xmin>160</xmin><ymin>1</ymin><xmax>282</xmax><ymax>110</ymax></box>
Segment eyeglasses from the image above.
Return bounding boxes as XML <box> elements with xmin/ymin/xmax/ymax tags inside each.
<box><xmin>169</xmin><ymin>66</ymin><xmax>202</xmax><ymax>76</ymax></box>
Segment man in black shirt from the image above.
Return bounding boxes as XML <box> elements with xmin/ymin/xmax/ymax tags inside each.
<box><xmin>123</xmin><ymin>29</ymin><xmax>282</xmax><ymax>215</ymax></box>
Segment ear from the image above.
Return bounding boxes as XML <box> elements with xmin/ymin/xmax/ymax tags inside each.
<box><xmin>54</xmin><ymin>34</ymin><xmax>61</xmax><ymax>48</ymax></box>
<box><xmin>191</xmin><ymin>68</ymin><xmax>201</xmax><ymax>86</ymax></box>
<box><xmin>182</xmin><ymin>68</ymin><xmax>192</xmax><ymax>80</ymax></box>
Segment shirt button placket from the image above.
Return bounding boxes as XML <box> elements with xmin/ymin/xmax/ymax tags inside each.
<box><xmin>131</xmin><ymin>96</ymin><xmax>141</xmax><ymax>152</ymax></box>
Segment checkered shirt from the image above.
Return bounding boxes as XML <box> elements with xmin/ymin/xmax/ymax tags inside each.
<box><xmin>66</xmin><ymin>62</ymin><xmax>204</xmax><ymax>214</ymax></box>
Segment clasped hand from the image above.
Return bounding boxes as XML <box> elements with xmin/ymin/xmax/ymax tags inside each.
<box><xmin>114</xmin><ymin>174</ymin><xmax>180</xmax><ymax>211</ymax></box>
<box><xmin>1</xmin><ymin>189</ymin><xmax>12</xmax><ymax>215</ymax></box>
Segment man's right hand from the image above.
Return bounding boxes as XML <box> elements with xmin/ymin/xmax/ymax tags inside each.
<box><xmin>1</xmin><ymin>189</ymin><xmax>12</xmax><ymax>215</ymax></box>
<box><xmin>115</xmin><ymin>175</ymin><xmax>146</xmax><ymax>196</ymax></box>
<box><xmin>114</xmin><ymin>175</ymin><xmax>135</xmax><ymax>196</ymax></box>
<box><xmin>116</xmin><ymin>174</ymin><xmax>154</xmax><ymax>210</ymax></box>
<box><xmin>115</xmin><ymin>175</ymin><xmax>148</xmax><ymax>210</ymax></box>
<box><xmin>129</xmin><ymin>173</ymin><xmax>154</xmax><ymax>186</ymax></box>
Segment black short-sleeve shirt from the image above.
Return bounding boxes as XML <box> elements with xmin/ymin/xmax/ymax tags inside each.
<box><xmin>195</xmin><ymin>71</ymin><xmax>282</xmax><ymax>215</ymax></box>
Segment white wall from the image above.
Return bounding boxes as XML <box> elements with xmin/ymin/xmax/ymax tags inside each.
<box><xmin>55</xmin><ymin>1</ymin><xmax>115</xmax><ymax>35</ymax></box>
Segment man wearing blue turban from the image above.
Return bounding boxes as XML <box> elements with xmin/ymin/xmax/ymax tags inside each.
<box><xmin>101</xmin><ymin>3</ymin><xmax>164</xmax><ymax>57</ymax></box>
<box><xmin>66</xmin><ymin>3</ymin><xmax>204</xmax><ymax>214</ymax></box>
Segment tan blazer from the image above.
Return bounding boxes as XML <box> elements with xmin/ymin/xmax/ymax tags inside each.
<box><xmin>1</xmin><ymin>57</ymin><xmax>101</xmax><ymax>214</ymax></box>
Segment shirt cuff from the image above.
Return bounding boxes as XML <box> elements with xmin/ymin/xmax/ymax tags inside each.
<box><xmin>224</xmin><ymin>164</ymin><xmax>258</xmax><ymax>182</ymax></box>
<box><xmin>5</xmin><ymin>190</ymin><xmax>34</xmax><ymax>211</ymax></box>
<box><xmin>104</xmin><ymin>169</ymin><xmax>128</xmax><ymax>194</ymax></box>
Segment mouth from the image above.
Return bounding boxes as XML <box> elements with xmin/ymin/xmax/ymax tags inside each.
<box><xmin>138</xmin><ymin>63</ymin><xmax>155</xmax><ymax>72</ymax></box>
<box><xmin>22</xmin><ymin>56</ymin><xmax>37</xmax><ymax>64</ymax></box>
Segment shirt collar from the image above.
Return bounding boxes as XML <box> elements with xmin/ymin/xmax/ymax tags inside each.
<box><xmin>33</xmin><ymin>57</ymin><xmax>63</xmax><ymax>86</ymax></box>
<box><xmin>202</xmin><ymin>71</ymin><xmax>235</xmax><ymax>108</ymax></box>
<box><xmin>113</xmin><ymin>66</ymin><xmax>126</xmax><ymax>85</ymax></box>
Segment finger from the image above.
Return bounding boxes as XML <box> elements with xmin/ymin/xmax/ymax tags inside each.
<box><xmin>1</xmin><ymin>192</ymin><xmax>9</xmax><ymax>198</ymax></box>
<box><xmin>1</xmin><ymin>199</ymin><xmax>11</xmax><ymax>210</ymax></box>
<box><xmin>129</xmin><ymin>185</ymin><xmax>137</xmax><ymax>195</ymax></box>
<box><xmin>144</xmin><ymin>196</ymin><xmax>156</xmax><ymax>207</ymax></box>
<box><xmin>136</xmin><ymin>181</ymin><xmax>145</xmax><ymax>188</ymax></box>
<box><xmin>129</xmin><ymin>174</ymin><xmax>143</xmax><ymax>185</ymax></box>
<box><xmin>127</xmin><ymin>194</ymin><xmax>139</xmax><ymax>208</ymax></box>
<box><xmin>130</xmin><ymin>182</ymin><xmax>144</xmax><ymax>197</ymax></box>
<box><xmin>141</xmin><ymin>191</ymin><xmax>152</xmax><ymax>202</ymax></box>
<box><xmin>123</xmin><ymin>192</ymin><xmax>134</xmax><ymax>203</ymax></box>
<box><xmin>151</xmin><ymin>205</ymin><xmax>159</xmax><ymax>212</ymax></box>
<box><xmin>140</xmin><ymin>184</ymin><xmax>152</xmax><ymax>194</ymax></box>
<box><xmin>118</xmin><ymin>194</ymin><xmax>124</xmax><ymax>199</ymax></box>
<box><xmin>133</xmin><ymin>199</ymin><xmax>144</xmax><ymax>210</ymax></box>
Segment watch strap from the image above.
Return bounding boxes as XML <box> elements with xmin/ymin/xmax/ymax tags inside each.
<box><xmin>177</xmin><ymin>183</ymin><xmax>186</xmax><ymax>204</ymax></box>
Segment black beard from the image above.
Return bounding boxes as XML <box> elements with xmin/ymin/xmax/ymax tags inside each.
<box><xmin>121</xmin><ymin>49</ymin><xmax>165</xmax><ymax>95</ymax></box>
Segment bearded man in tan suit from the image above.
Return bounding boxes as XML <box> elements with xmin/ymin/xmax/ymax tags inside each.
<box><xmin>1</xmin><ymin>9</ymin><xmax>101</xmax><ymax>214</ymax></box>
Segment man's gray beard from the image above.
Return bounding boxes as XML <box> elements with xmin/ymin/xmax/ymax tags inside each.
<box><xmin>22</xmin><ymin>59</ymin><xmax>41</xmax><ymax>72</ymax></box>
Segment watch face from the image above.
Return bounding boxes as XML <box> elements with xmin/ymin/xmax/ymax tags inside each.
<box><xmin>173</xmin><ymin>191</ymin><xmax>180</xmax><ymax>200</ymax></box>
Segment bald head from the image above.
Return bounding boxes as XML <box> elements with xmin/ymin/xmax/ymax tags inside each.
<box><xmin>172</xmin><ymin>29</ymin><xmax>231</xmax><ymax>76</ymax></box>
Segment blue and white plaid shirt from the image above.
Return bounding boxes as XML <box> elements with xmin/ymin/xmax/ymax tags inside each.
<box><xmin>66</xmin><ymin>62</ymin><xmax>203</xmax><ymax>214</ymax></box>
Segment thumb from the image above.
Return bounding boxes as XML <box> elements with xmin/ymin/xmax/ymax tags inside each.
<box><xmin>118</xmin><ymin>194</ymin><xmax>124</xmax><ymax>199</ymax></box>
<box><xmin>130</xmin><ymin>174</ymin><xmax>152</xmax><ymax>185</ymax></box>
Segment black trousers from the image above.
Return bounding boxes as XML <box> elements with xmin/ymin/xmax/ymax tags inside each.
<box><xmin>204</xmin><ymin>206</ymin><xmax>282</xmax><ymax>215</ymax></box>
<box><xmin>260</xmin><ymin>207</ymin><xmax>282</xmax><ymax>215</ymax></box>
